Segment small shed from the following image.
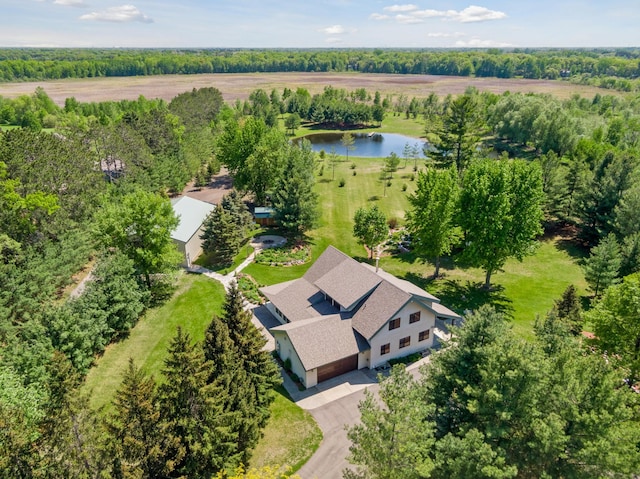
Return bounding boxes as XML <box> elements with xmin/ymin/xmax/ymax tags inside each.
<box><xmin>254</xmin><ymin>206</ymin><xmax>276</xmax><ymax>226</ymax></box>
<box><xmin>170</xmin><ymin>196</ymin><xmax>215</xmax><ymax>267</ymax></box>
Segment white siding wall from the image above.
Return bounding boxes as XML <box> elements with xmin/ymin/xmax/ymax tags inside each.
<box><xmin>358</xmin><ymin>350</ymin><xmax>370</xmax><ymax>370</ymax></box>
<box><xmin>184</xmin><ymin>228</ymin><xmax>206</xmax><ymax>268</ymax></box>
<box><xmin>369</xmin><ymin>300</ymin><xmax>435</xmax><ymax>369</ymax></box>
<box><xmin>273</xmin><ymin>330</ymin><xmax>311</xmax><ymax>387</ymax></box>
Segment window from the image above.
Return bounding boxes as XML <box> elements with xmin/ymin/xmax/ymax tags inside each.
<box><xmin>380</xmin><ymin>343</ymin><xmax>390</xmax><ymax>355</ymax></box>
<box><xmin>409</xmin><ymin>311</ymin><xmax>421</xmax><ymax>324</ymax></box>
<box><xmin>419</xmin><ymin>330</ymin><xmax>430</xmax><ymax>341</ymax></box>
<box><xmin>388</xmin><ymin>318</ymin><xmax>400</xmax><ymax>330</ymax></box>
<box><xmin>399</xmin><ymin>336</ymin><xmax>411</xmax><ymax>348</ymax></box>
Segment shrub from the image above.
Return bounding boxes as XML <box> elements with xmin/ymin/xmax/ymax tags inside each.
<box><xmin>402</xmin><ymin>183</ymin><xmax>408</xmax><ymax>192</ymax></box>
<box><xmin>410</xmin><ymin>173</ymin><xmax>415</xmax><ymax>181</ymax></box>
<box><xmin>237</xmin><ymin>273</ymin><xmax>264</xmax><ymax>304</ymax></box>
<box><xmin>352</xmin><ymin>170</ymin><xmax>357</xmax><ymax>176</ymax></box>
<box><xmin>387</xmin><ymin>217</ymin><xmax>398</xmax><ymax>230</ymax></box>
<box><xmin>284</xmin><ymin>357</ymin><xmax>292</xmax><ymax>372</ymax></box>
<box><xmin>338</xmin><ymin>178</ymin><xmax>346</xmax><ymax>187</ymax></box>
<box><xmin>255</xmin><ymin>243</ymin><xmax>310</xmax><ymax>266</ymax></box>
<box><xmin>386</xmin><ymin>180</ymin><xmax>392</xmax><ymax>187</ymax></box>
<box><xmin>319</xmin><ymin>165</ymin><xmax>324</xmax><ymax>176</ymax></box>
<box><xmin>350</xmin><ymin>162</ymin><xmax>356</xmax><ymax>169</ymax></box>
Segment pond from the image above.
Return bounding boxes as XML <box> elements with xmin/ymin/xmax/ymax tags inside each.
<box><xmin>301</xmin><ymin>132</ymin><xmax>427</xmax><ymax>158</ymax></box>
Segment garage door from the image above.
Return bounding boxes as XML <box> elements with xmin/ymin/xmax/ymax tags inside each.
<box><xmin>317</xmin><ymin>354</ymin><xmax>358</xmax><ymax>383</ymax></box>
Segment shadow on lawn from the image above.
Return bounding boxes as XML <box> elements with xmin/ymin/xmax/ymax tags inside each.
<box><xmin>405</xmin><ymin>272</ymin><xmax>514</xmax><ymax>319</ymax></box>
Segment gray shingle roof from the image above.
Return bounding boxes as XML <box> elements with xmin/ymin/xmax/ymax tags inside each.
<box><xmin>351</xmin><ymin>280</ymin><xmax>411</xmax><ymax>340</ymax></box>
<box><xmin>260</xmin><ymin>278</ymin><xmax>338</xmax><ymax>322</ymax></box>
<box><xmin>360</xmin><ymin>263</ymin><xmax>440</xmax><ymax>302</ymax></box>
<box><xmin>272</xmin><ymin>315</ymin><xmax>366</xmax><ymax>370</ymax></box>
<box><xmin>170</xmin><ymin>196</ymin><xmax>215</xmax><ymax>243</ymax></box>
<box><xmin>429</xmin><ymin>301</ymin><xmax>462</xmax><ymax>320</ymax></box>
<box><xmin>313</xmin><ymin>257</ymin><xmax>382</xmax><ymax>310</ymax></box>
<box><xmin>303</xmin><ymin>245</ymin><xmax>348</xmax><ymax>283</ymax></box>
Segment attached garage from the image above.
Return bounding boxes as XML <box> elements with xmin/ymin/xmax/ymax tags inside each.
<box><xmin>317</xmin><ymin>354</ymin><xmax>358</xmax><ymax>383</ymax></box>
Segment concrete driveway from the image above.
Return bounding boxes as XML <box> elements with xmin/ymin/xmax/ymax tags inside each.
<box><xmin>284</xmin><ymin>356</ymin><xmax>432</xmax><ymax>479</ymax></box>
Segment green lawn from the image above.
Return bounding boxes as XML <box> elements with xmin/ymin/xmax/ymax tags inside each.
<box><xmin>250</xmin><ymin>387</ymin><xmax>322</xmax><ymax>473</ymax></box>
<box><xmin>244</xmin><ymin>150</ymin><xmax>588</xmax><ymax>339</ymax></box>
<box><xmin>84</xmin><ymin>272</ymin><xmax>321</xmax><ymax>471</ymax></box>
<box><xmin>381</xmin><ymin>238</ymin><xmax>588</xmax><ymax>339</ymax></box>
<box><xmin>83</xmin><ymin>272</ymin><xmax>227</xmax><ymax>410</ymax></box>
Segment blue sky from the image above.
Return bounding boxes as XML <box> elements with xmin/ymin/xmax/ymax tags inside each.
<box><xmin>1</xmin><ymin>1</ymin><xmax>638</xmax><ymax>48</ymax></box>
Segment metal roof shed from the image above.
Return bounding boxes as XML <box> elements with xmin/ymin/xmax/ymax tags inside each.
<box><xmin>170</xmin><ymin>196</ymin><xmax>215</xmax><ymax>267</ymax></box>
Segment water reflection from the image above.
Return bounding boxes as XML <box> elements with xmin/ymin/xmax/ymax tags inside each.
<box><xmin>301</xmin><ymin>132</ymin><xmax>426</xmax><ymax>158</ymax></box>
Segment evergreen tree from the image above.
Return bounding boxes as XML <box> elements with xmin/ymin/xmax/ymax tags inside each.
<box><xmin>272</xmin><ymin>141</ymin><xmax>318</xmax><ymax>237</ymax></box>
<box><xmin>428</xmin><ymin>93</ymin><xmax>483</xmax><ymax>175</ymax></box>
<box><xmin>201</xmin><ymin>205</ymin><xmax>242</xmax><ymax>265</ymax></box>
<box><xmin>553</xmin><ymin>284</ymin><xmax>583</xmax><ymax>335</ymax></box>
<box><xmin>216</xmin><ymin>283</ymin><xmax>281</xmax><ymax>462</ymax></box>
<box><xmin>584</xmin><ymin>233</ymin><xmax>622</xmax><ymax>297</ymax></box>
<box><xmin>158</xmin><ymin>327</ymin><xmax>235</xmax><ymax>478</ymax></box>
<box><xmin>345</xmin><ymin>366</ymin><xmax>434</xmax><ymax>479</ymax></box>
<box><xmin>106</xmin><ymin>358</ymin><xmax>176</xmax><ymax>479</ymax></box>
<box><xmin>221</xmin><ymin>190</ymin><xmax>254</xmax><ymax>238</ymax></box>
<box><xmin>37</xmin><ymin>352</ymin><xmax>112</xmax><ymax>478</ymax></box>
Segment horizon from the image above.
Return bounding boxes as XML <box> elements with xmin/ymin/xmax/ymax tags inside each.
<box><xmin>2</xmin><ymin>1</ymin><xmax>639</xmax><ymax>49</ymax></box>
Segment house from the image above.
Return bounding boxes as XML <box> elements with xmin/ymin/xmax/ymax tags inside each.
<box><xmin>261</xmin><ymin>246</ymin><xmax>460</xmax><ymax>388</ymax></box>
<box><xmin>254</xmin><ymin>206</ymin><xmax>276</xmax><ymax>226</ymax></box>
<box><xmin>170</xmin><ymin>196</ymin><xmax>215</xmax><ymax>267</ymax></box>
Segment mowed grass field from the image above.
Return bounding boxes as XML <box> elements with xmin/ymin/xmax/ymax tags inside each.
<box><xmin>83</xmin><ymin>273</ymin><xmax>227</xmax><ymax>410</ymax></box>
<box><xmin>246</xmin><ymin>150</ymin><xmax>588</xmax><ymax>338</ymax></box>
<box><xmin>83</xmin><ymin>271</ymin><xmax>321</xmax><ymax>472</ymax></box>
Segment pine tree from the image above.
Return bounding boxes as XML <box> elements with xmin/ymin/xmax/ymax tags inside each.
<box><xmin>201</xmin><ymin>205</ymin><xmax>242</xmax><ymax>265</ymax></box>
<box><xmin>584</xmin><ymin>233</ymin><xmax>622</xmax><ymax>297</ymax></box>
<box><xmin>272</xmin><ymin>141</ymin><xmax>318</xmax><ymax>237</ymax></box>
<box><xmin>216</xmin><ymin>283</ymin><xmax>281</xmax><ymax>462</ymax></box>
<box><xmin>553</xmin><ymin>284</ymin><xmax>583</xmax><ymax>335</ymax></box>
<box><xmin>106</xmin><ymin>358</ymin><xmax>176</xmax><ymax>479</ymax></box>
<box><xmin>37</xmin><ymin>352</ymin><xmax>112</xmax><ymax>478</ymax></box>
<box><xmin>158</xmin><ymin>327</ymin><xmax>235</xmax><ymax>478</ymax></box>
<box><xmin>221</xmin><ymin>190</ymin><xmax>254</xmax><ymax>238</ymax></box>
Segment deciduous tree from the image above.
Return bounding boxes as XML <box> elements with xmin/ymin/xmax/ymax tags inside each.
<box><xmin>458</xmin><ymin>159</ymin><xmax>544</xmax><ymax>289</ymax></box>
<box><xmin>353</xmin><ymin>205</ymin><xmax>388</xmax><ymax>260</ymax></box>
<box><xmin>406</xmin><ymin>166</ymin><xmax>460</xmax><ymax>277</ymax></box>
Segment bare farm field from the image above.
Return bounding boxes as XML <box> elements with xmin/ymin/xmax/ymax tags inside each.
<box><xmin>0</xmin><ymin>72</ymin><xmax>611</xmax><ymax>105</ymax></box>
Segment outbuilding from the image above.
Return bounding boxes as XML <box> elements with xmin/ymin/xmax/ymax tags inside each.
<box><xmin>170</xmin><ymin>196</ymin><xmax>215</xmax><ymax>267</ymax></box>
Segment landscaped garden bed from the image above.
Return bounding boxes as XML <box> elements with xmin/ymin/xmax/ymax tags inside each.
<box><xmin>236</xmin><ymin>273</ymin><xmax>265</xmax><ymax>305</ymax></box>
<box><xmin>255</xmin><ymin>242</ymin><xmax>311</xmax><ymax>266</ymax></box>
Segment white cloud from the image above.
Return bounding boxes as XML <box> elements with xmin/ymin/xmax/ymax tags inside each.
<box><xmin>372</xmin><ymin>4</ymin><xmax>507</xmax><ymax>24</ymax></box>
<box><xmin>395</xmin><ymin>14</ymin><xmax>423</xmax><ymax>24</ymax></box>
<box><xmin>449</xmin><ymin>5</ymin><xmax>507</xmax><ymax>23</ymax></box>
<box><xmin>383</xmin><ymin>4</ymin><xmax>418</xmax><ymax>13</ymax></box>
<box><xmin>79</xmin><ymin>4</ymin><xmax>153</xmax><ymax>23</ymax></box>
<box><xmin>320</xmin><ymin>25</ymin><xmax>346</xmax><ymax>35</ymax></box>
<box><xmin>53</xmin><ymin>0</ymin><xmax>86</xmax><ymax>6</ymax></box>
<box><xmin>427</xmin><ymin>32</ymin><xmax>465</xmax><ymax>38</ymax></box>
<box><xmin>455</xmin><ymin>38</ymin><xmax>513</xmax><ymax>47</ymax></box>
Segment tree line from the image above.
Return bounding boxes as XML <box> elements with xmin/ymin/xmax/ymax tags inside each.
<box><xmin>1</xmin><ymin>85</ymin><xmax>287</xmax><ymax>475</ymax></box>
<box><xmin>1</xmin><ymin>284</ymin><xmax>281</xmax><ymax>478</ymax></box>
<box><xmin>345</xmin><ymin>305</ymin><xmax>640</xmax><ymax>478</ymax></box>
<box><xmin>1</xmin><ymin>48</ymin><xmax>640</xmax><ymax>91</ymax></box>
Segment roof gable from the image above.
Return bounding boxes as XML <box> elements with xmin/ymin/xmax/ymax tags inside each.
<box><xmin>170</xmin><ymin>196</ymin><xmax>215</xmax><ymax>243</ymax></box>
<box><xmin>351</xmin><ymin>280</ymin><xmax>411</xmax><ymax>340</ymax></box>
<box><xmin>313</xmin><ymin>257</ymin><xmax>382</xmax><ymax>310</ymax></box>
<box><xmin>272</xmin><ymin>315</ymin><xmax>366</xmax><ymax>370</ymax></box>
